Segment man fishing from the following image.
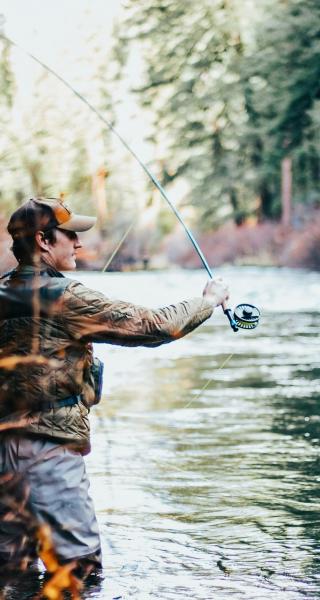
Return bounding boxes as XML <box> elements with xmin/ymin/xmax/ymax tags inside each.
<box><xmin>0</xmin><ymin>197</ymin><xmax>229</xmax><ymax>576</ymax></box>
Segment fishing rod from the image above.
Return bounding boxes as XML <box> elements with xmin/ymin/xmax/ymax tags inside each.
<box><xmin>1</xmin><ymin>34</ymin><xmax>260</xmax><ymax>332</ymax></box>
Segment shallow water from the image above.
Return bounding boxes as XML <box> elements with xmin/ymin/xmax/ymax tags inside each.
<box><xmin>6</xmin><ymin>266</ymin><xmax>320</xmax><ymax>599</ymax></box>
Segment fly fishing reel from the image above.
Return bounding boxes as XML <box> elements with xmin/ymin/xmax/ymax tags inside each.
<box><xmin>223</xmin><ymin>303</ymin><xmax>260</xmax><ymax>332</ymax></box>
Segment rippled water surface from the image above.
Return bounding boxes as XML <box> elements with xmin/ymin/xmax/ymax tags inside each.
<box><xmin>88</xmin><ymin>267</ymin><xmax>320</xmax><ymax>600</ymax></box>
<box><xmin>11</xmin><ymin>267</ymin><xmax>320</xmax><ymax>599</ymax></box>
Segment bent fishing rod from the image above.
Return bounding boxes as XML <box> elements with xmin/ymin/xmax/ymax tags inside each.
<box><xmin>2</xmin><ymin>34</ymin><xmax>260</xmax><ymax>332</ymax></box>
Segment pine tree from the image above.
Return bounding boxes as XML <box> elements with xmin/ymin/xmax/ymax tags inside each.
<box><xmin>115</xmin><ymin>0</ymin><xmax>320</xmax><ymax>225</ymax></box>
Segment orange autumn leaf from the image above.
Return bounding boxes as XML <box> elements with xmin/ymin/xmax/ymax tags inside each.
<box><xmin>0</xmin><ymin>416</ymin><xmax>38</xmax><ymax>432</ymax></box>
<box><xmin>0</xmin><ymin>354</ymin><xmax>60</xmax><ymax>369</ymax></box>
<box><xmin>42</xmin><ymin>563</ymin><xmax>81</xmax><ymax>600</ymax></box>
<box><xmin>37</xmin><ymin>524</ymin><xmax>60</xmax><ymax>572</ymax></box>
<box><xmin>0</xmin><ymin>355</ymin><xmax>48</xmax><ymax>369</ymax></box>
<box><xmin>37</xmin><ymin>525</ymin><xmax>82</xmax><ymax>600</ymax></box>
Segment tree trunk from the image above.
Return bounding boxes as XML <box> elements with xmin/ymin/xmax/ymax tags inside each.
<box><xmin>258</xmin><ymin>181</ymin><xmax>274</xmax><ymax>220</ymax></box>
<box><xmin>281</xmin><ymin>157</ymin><xmax>292</xmax><ymax>228</ymax></box>
<box><xmin>92</xmin><ymin>167</ymin><xmax>108</xmax><ymax>236</ymax></box>
<box><xmin>230</xmin><ymin>188</ymin><xmax>244</xmax><ymax>226</ymax></box>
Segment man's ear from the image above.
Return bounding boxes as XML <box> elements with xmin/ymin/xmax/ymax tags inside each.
<box><xmin>34</xmin><ymin>231</ymin><xmax>49</xmax><ymax>252</ymax></box>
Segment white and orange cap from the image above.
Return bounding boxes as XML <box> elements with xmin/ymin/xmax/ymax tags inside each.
<box><xmin>8</xmin><ymin>198</ymin><xmax>96</xmax><ymax>240</ymax></box>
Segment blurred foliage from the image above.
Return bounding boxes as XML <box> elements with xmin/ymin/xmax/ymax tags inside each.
<box><xmin>0</xmin><ymin>0</ymin><xmax>320</xmax><ymax>245</ymax></box>
<box><xmin>0</xmin><ymin>22</ymin><xmax>143</xmax><ymax>232</ymax></box>
<box><xmin>115</xmin><ymin>0</ymin><xmax>320</xmax><ymax>226</ymax></box>
<box><xmin>157</xmin><ymin>207</ymin><xmax>176</xmax><ymax>236</ymax></box>
<box><xmin>0</xmin><ymin>36</ymin><xmax>14</xmax><ymax>108</ymax></box>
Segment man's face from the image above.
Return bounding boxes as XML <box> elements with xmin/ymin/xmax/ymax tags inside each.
<box><xmin>44</xmin><ymin>229</ymin><xmax>82</xmax><ymax>271</ymax></box>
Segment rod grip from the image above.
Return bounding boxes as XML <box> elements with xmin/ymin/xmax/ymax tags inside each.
<box><xmin>223</xmin><ymin>308</ymin><xmax>239</xmax><ymax>332</ymax></box>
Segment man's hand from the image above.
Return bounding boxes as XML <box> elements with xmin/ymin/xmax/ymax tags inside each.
<box><xmin>202</xmin><ymin>278</ymin><xmax>230</xmax><ymax>310</ymax></box>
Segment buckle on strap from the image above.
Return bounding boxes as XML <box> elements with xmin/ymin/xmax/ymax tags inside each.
<box><xmin>41</xmin><ymin>394</ymin><xmax>81</xmax><ymax>411</ymax></box>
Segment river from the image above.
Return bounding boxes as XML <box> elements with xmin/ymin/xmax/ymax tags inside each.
<box><xmin>6</xmin><ymin>266</ymin><xmax>320</xmax><ymax>599</ymax></box>
<box><xmin>84</xmin><ymin>266</ymin><xmax>320</xmax><ymax>600</ymax></box>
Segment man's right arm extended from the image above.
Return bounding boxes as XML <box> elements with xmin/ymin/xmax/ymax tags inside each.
<box><xmin>62</xmin><ymin>279</ymin><xmax>228</xmax><ymax>348</ymax></box>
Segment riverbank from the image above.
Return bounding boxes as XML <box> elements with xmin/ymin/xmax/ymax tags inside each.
<box><xmin>97</xmin><ymin>208</ymin><xmax>320</xmax><ymax>272</ymax></box>
<box><xmin>164</xmin><ymin>208</ymin><xmax>320</xmax><ymax>271</ymax></box>
<box><xmin>1</xmin><ymin>207</ymin><xmax>319</xmax><ymax>273</ymax></box>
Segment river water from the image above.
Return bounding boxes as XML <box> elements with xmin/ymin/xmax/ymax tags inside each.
<box><xmin>82</xmin><ymin>266</ymin><xmax>320</xmax><ymax>600</ymax></box>
<box><xmin>5</xmin><ymin>266</ymin><xmax>320</xmax><ymax>599</ymax></box>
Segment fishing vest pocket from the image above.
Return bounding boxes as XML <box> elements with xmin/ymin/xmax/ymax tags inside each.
<box><xmin>90</xmin><ymin>357</ymin><xmax>104</xmax><ymax>405</ymax></box>
<box><xmin>81</xmin><ymin>355</ymin><xmax>104</xmax><ymax>407</ymax></box>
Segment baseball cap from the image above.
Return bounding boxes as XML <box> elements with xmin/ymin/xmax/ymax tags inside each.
<box><xmin>7</xmin><ymin>198</ymin><xmax>97</xmax><ymax>240</ymax></box>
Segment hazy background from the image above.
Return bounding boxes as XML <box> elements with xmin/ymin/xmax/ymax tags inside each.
<box><xmin>0</xmin><ymin>1</ymin><xmax>319</xmax><ymax>272</ymax></box>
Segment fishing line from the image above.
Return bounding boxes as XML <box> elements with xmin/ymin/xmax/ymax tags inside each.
<box><xmin>1</xmin><ymin>32</ymin><xmax>255</xmax><ymax>587</ymax></box>
<box><xmin>181</xmin><ymin>352</ymin><xmax>233</xmax><ymax>411</ymax></box>
<box><xmin>102</xmin><ymin>216</ymin><xmax>138</xmax><ymax>272</ymax></box>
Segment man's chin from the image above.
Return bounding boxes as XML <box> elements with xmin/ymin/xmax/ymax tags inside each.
<box><xmin>60</xmin><ymin>260</ymin><xmax>77</xmax><ymax>272</ymax></box>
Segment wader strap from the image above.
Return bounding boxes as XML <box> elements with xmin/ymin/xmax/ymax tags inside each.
<box><xmin>41</xmin><ymin>394</ymin><xmax>81</xmax><ymax>411</ymax></box>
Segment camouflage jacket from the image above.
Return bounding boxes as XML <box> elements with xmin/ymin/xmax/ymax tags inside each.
<box><xmin>0</xmin><ymin>264</ymin><xmax>213</xmax><ymax>449</ymax></box>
